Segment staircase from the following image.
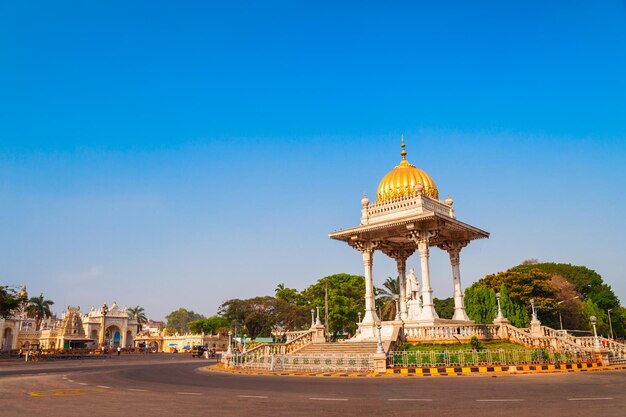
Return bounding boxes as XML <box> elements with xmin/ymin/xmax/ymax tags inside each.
<box><xmin>292</xmin><ymin>341</ymin><xmax>378</xmax><ymax>356</ymax></box>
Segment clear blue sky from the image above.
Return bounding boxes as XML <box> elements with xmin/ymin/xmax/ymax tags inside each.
<box><xmin>1</xmin><ymin>1</ymin><xmax>625</xmax><ymax>320</ymax></box>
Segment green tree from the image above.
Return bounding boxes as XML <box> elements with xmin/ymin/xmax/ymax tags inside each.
<box><xmin>165</xmin><ymin>308</ymin><xmax>205</xmax><ymax>334</ymax></box>
<box><xmin>464</xmin><ymin>285</ymin><xmax>496</xmax><ymax>324</ymax></box>
<box><xmin>498</xmin><ymin>284</ymin><xmax>530</xmax><ymax>328</ymax></box>
<box><xmin>376</xmin><ymin>277</ymin><xmax>400</xmax><ymax>321</ymax></box>
<box><xmin>275</xmin><ymin>283</ymin><xmax>305</xmax><ymax>305</ymax></box>
<box><xmin>188</xmin><ymin>316</ymin><xmax>230</xmax><ymax>335</ymax></box>
<box><xmin>25</xmin><ymin>293</ymin><xmax>54</xmax><ymax>330</ymax></box>
<box><xmin>127</xmin><ymin>305</ymin><xmax>147</xmax><ymax>332</ymax></box>
<box><xmin>580</xmin><ymin>299</ymin><xmax>609</xmax><ymax>336</ymax></box>
<box><xmin>433</xmin><ymin>297</ymin><xmax>454</xmax><ymax>319</ymax></box>
<box><xmin>218</xmin><ymin>296</ymin><xmax>307</xmax><ymax>340</ymax></box>
<box><xmin>511</xmin><ymin>263</ymin><xmax>623</xmax><ymax>336</ymax></box>
<box><xmin>301</xmin><ymin>274</ymin><xmax>365</xmax><ymax>338</ymax></box>
<box><xmin>0</xmin><ymin>286</ymin><xmax>23</xmax><ymax>319</ymax></box>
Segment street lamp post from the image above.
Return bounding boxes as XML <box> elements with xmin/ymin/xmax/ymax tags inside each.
<box><xmin>99</xmin><ymin>303</ymin><xmax>109</xmax><ymax>351</ymax></box>
<box><xmin>393</xmin><ymin>295</ymin><xmax>401</xmax><ymax>321</ymax></box>
<box><xmin>226</xmin><ymin>330</ymin><xmax>233</xmax><ymax>354</ymax></box>
<box><xmin>590</xmin><ymin>316</ymin><xmax>601</xmax><ymax>349</ymax></box>
<box><xmin>529</xmin><ymin>298</ymin><xmax>537</xmax><ymax>321</ymax></box>
<box><xmin>358</xmin><ymin>312</ymin><xmax>362</xmax><ymax>323</ymax></box>
<box><xmin>607</xmin><ymin>309</ymin><xmax>614</xmax><ymax>340</ymax></box>
<box><xmin>376</xmin><ymin>323</ymin><xmax>384</xmax><ymax>354</ymax></box>
<box><xmin>496</xmin><ymin>292</ymin><xmax>504</xmax><ymax>319</ymax></box>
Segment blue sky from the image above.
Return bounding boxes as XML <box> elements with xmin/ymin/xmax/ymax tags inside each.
<box><xmin>1</xmin><ymin>1</ymin><xmax>625</xmax><ymax>320</ymax></box>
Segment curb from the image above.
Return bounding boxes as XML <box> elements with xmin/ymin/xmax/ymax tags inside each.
<box><xmin>202</xmin><ymin>362</ymin><xmax>626</xmax><ymax>378</ymax></box>
<box><xmin>384</xmin><ymin>362</ymin><xmax>626</xmax><ymax>376</ymax></box>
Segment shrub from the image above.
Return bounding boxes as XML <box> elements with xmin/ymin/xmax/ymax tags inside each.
<box><xmin>470</xmin><ymin>336</ymin><xmax>482</xmax><ymax>351</ymax></box>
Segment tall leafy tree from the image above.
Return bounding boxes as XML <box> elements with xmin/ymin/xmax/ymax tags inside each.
<box><xmin>189</xmin><ymin>316</ymin><xmax>230</xmax><ymax>335</ymax></box>
<box><xmin>165</xmin><ymin>308</ymin><xmax>205</xmax><ymax>334</ymax></box>
<box><xmin>464</xmin><ymin>285</ymin><xmax>496</xmax><ymax>324</ymax></box>
<box><xmin>301</xmin><ymin>274</ymin><xmax>365</xmax><ymax>338</ymax></box>
<box><xmin>26</xmin><ymin>293</ymin><xmax>54</xmax><ymax>330</ymax></box>
<box><xmin>433</xmin><ymin>297</ymin><xmax>454</xmax><ymax>319</ymax></box>
<box><xmin>0</xmin><ymin>286</ymin><xmax>22</xmax><ymax>319</ymax></box>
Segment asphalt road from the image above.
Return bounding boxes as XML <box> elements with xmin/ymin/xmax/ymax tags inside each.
<box><xmin>1</xmin><ymin>354</ymin><xmax>624</xmax><ymax>417</ymax></box>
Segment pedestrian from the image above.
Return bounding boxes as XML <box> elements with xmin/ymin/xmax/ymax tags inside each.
<box><xmin>117</xmin><ymin>346</ymin><xmax>121</xmax><ymax>356</ymax></box>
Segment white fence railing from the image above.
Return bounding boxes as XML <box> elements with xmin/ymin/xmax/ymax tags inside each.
<box><xmin>388</xmin><ymin>348</ymin><xmax>594</xmax><ymax>368</ymax></box>
<box><xmin>403</xmin><ymin>324</ymin><xmax>498</xmax><ymax>341</ymax></box>
<box><xmin>232</xmin><ymin>353</ymin><xmax>374</xmax><ymax>373</ymax></box>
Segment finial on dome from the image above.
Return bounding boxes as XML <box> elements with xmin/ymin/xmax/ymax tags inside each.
<box><xmin>400</xmin><ymin>134</ymin><xmax>407</xmax><ymax>159</ymax></box>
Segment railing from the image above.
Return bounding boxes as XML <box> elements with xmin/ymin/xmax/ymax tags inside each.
<box><xmin>366</xmin><ymin>194</ymin><xmax>453</xmax><ymax>219</ymax></box>
<box><xmin>403</xmin><ymin>324</ymin><xmax>498</xmax><ymax>341</ymax></box>
<box><xmin>285</xmin><ymin>330</ymin><xmax>311</xmax><ymax>342</ymax></box>
<box><xmin>237</xmin><ymin>330</ymin><xmax>314</xmax><ymax>360</ymax></box>
<box><xmin>232</xmin><ymin>353</ymin><xmax>374</xmax><ymax>372</ymax></box>
<box><xmin>388</xmin><ymin>348</ymin><xmax>594</xmax><ymax>368</ymax></box>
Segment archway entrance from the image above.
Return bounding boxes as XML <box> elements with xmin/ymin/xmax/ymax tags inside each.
<box><xmin>105</xmin><ymin>326</ymin><xmax>121</xmax><ymax>347</ymax></box>
<box><xmin>126</xmin><ymin>331</ymin><xmax>133</xmax><ymax>348</ymax></box>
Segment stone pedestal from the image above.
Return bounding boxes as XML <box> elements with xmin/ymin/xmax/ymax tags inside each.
<box><xmin>221</xmin><ymin>352</ymin><xmax>234</xmax><ymax>368</ymax></box>
<box><xmin>530</xmin><ymin>319</ymin><xmax>542</xmax><ymax>337</ymax></box>
<box><xmin>406</xmin><ymin>299</ymin><xmax>421</xmax><ymax>320</ymax></box>
<box><xmin>593</xmin><ymin>347</ymin><xmax>611</xmax><ymax>366</ymax></box>
<box><xmin>312</xmin><ymin>324</ymin><xmax>326</xmax><ymax>344</ymax></box>
<box><xmin>372</xmin><ymin>352</ymin><xmax>387</xmax><ymax>374</ymax></box>
<box><xmin>493</xmin><ymin>317</ymin><xmax>510</xmax><ymax>339</ymax></box>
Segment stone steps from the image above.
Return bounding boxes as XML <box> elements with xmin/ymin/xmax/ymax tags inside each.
<box><xmin>292</xmin><ymin>342</ymin><xmax>378</xmax><ymax>355</ymax></box>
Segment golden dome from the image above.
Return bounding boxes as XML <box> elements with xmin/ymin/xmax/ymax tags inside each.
<box><xmin>376</xmin><ymin>137</ymin><xmax>439</xmax><ymax>203</ymax></box>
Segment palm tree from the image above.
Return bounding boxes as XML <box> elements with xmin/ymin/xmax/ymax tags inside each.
<box><xmin>25</xmin><ymin>293</ymin><xmax>54</xmax><ymax>330</ymax></box>
<box><xmin>376</xmin><ymin>277</ymin><xmax>401</xmax><ymax>321</ymax></box>
<box><xmin>128</xmin><ymin>305</ymin><xmax>147</xmax><ymax>332</ymax></box>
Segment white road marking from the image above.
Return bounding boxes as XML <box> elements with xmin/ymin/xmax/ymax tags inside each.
<box><xmin>97</xmin><ymin>385</ymin><xmax>111</xmax><ymax>389</ymax></box>
<box><xmin>568</xmin><ymin>397</ymin><xmax>613</xmax><ymax>401</ymax></box>
<box><xmin>67</xmin><ymin>379</ymin><xmax>74</xmax><ymax>383</ymax></box>
<box><xmin>476</xmin><ymin>399</ymin><xmax>524</xmax><ymax>402</ymax></box>
<box><xmin>237</xmin><ymin>395</ymin><xmax>269</xmax><ymax>399</ymax></box>
<box><xmin>309</xmin><ymin>397</ymin><xmax>349</xmax><ymax>401</ymax></box>
<box><xmin>127</xmin><ymin>388</ymin><xmax>148</xmax><ymax>392</ymax></box>
<box><xmin>388</xmin><ymin>398</ymin><xmax>433</xmax><ymax>401</ymax></box>
<box><xmin>78</xmin><ymin>383</ymin><xmax>88</xmax><ymax>386</ymax></box>
<box><xmin>176</xmin><ymin>392</ymin><xmax>201</xmax><ymax>396</ymax></box>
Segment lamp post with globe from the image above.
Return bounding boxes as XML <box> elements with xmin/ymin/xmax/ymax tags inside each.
<box><xmin>590</xmin><ymin>316</ymin><xmax>601</xmax><ymax>349</ymax></box>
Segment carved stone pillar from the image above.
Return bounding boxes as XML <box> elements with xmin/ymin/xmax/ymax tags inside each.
<box><xmin>440</xmin><ymin>241</ymin><xmax>470</xmax><ymax>321</ymax></box>
<box><xmin>410</xmin><ymin>231</ymin><xmax>439</xmax><ymax>321</ymax></box>
<box><xmin>350</xmin><ymin>240</ymin><xmax>379</xmax><ymax>325</ymax></box>
<box><xmin>396</xmin><ymin>257</ymin><xmax>408</xmax><ymax>320</ymax></box>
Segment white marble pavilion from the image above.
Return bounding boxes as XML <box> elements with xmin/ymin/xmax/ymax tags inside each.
<box><xmin>328</xmin><ymin>138</ymin><xmax>489</xmax><ymax>340</ymax></box>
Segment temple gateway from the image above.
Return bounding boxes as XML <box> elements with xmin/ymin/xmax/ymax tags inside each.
<box><xmin>328</xmin><ymin>138</ymin><xmax>489</xmax><ymax>341</ymax></box>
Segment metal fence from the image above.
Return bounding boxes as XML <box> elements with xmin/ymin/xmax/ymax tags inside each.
<box><xmin>388</xmin><ymin>349</ymin><xmax>595</xmax><ymax>368</ymax></box>
<box><xmin>232</xmin><ymin>353</ymin><xmax>374</xmax><ymax>373</ymax></box>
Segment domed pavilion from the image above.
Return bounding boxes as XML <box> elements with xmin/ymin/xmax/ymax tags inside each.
<box><xmin>328</xmin><ymin>137</ymin><xmax>489</xmax><ymax>340</ymax></box>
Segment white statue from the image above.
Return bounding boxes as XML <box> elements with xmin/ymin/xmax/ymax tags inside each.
<box><xmin>406</xmin><ymin>267</ymin><xmax>420</xmax><ymax>301</ymax></box>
